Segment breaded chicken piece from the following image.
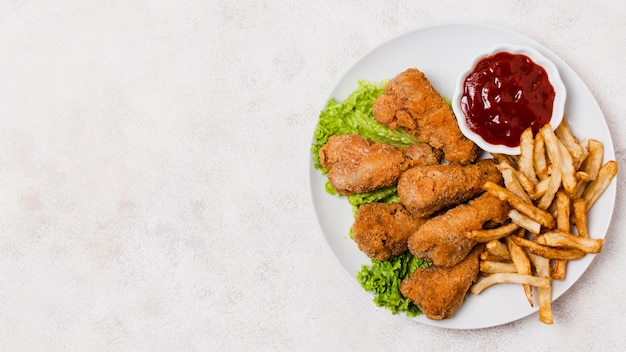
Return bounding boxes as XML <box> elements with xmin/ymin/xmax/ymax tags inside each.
<box><xmin>408</xmin><ymin>193</ymin><xmax>509</xmax><ymax>267</ymax></box>
<box><xmin>352</xmin><ymin>202</ymin><xmax>428</xmax><ymax>261</ymax></box>
<box><xmin>319</xmin><ymin>134</ymin><xmax>442</xmax><ymax>195</ymax></box>
<box><xmin>372</xmin><ymin>68</ymin><xmax>479</xmax><ymax>165</ymax></box>
<box><xmin>400</xmin><ymin>244</ymin><xmax>483</xmax><ymax>320</ymax></box>
<box><xmin>398</xmin><ymin>159</ymin><xmax>502</xmax><ymax>218</ymax></box>
<box><xmin>402</xmin><ymin>142</ymin><xmax>443</xmax><ymax>167</ymax></box>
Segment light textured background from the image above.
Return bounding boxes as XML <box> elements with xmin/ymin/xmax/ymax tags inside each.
<box><xmin>1</xmin><ymin>1</ymin><xmax>624</xmax><ymax>351</ymax></box>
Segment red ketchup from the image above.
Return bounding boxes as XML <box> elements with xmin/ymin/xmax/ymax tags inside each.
<box><xmin>461</xmin><ymin>52</ymin><xmax>555</xmax><ymax>147</ymax></box>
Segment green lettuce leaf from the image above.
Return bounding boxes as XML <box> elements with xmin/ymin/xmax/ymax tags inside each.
<box><xmin>347</xmin><ymin>187</ymin><xmax>400</xmax><ymax>214</ymax></box>
<box><xmin>357</xmin><ymin>252</ymin><xmax>430</xmax><ymax>317</ymax></box>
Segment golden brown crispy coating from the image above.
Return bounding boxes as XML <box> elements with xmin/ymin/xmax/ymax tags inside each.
<box><xmin>398</xmin><ymin>159</ymin><xmax>502</xmax><ymax>218</ymax></box>
<box><xmin>400</xmin><ymin>245</ymin><xmax>483</xmax><ymax>320</ymax></box>
<box><xmin>408</xmin><ymin>193</ymin><xmax>509</xmax><ymax>267</ymax></box>
<box><xmin>402</xmin><ymin>142</ymin><xmax>444</xmax><ymax>166</ymax></box>
<box><xmin>372</xmin><ymin>68</ymin><xmax>479</xmax><ymax>165</ymax></box>
<box><xmin>319</xmin><ymin>134</ymin><xmax>442</xmax><ymax>195</ymax></box>
<box><xmin>352</xmin><ymin>202</ymin><xmax>427</xmax><ymax>261</ymax></box>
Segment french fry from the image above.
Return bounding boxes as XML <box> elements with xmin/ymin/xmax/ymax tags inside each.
<box><xmin>530</xmin><ymin>177</ymin><xmax>550</xmax><ymax>200</ymax></box>
<box><xmin>555</xmin><ymin>120</ymin><xmax>584</xmax><ymax>161</ymax></box>
<box><xmin>578</xmin><ymin>138</ymin><xmax>590</xmax><ymax>165</ymax></box>
<box><xmin>576</xmin><ymin>171</ymin><xmax>590</xmax><ymax>182</ymax></box>
<box><xmin>518</xmin><ymin>170</ymin><xmax>536</xmax><ymax>193</ymax></box>
<box><xmin>509</xmin><ymin>235</ymin><xmax>585</xmax><ymax>260</ymax></box>
<box><xmin>527</xmin><ymin>252</ymin><xmax>553</xmax><ymax>324</ymax></box>
<box><xmin>529</xmin><ymin>252</ymin><xmax>551</xmax><ymax>279</ymax></box>
<box><xmin>505</xmin><ymin>234</ymin><xmax>534</xmax><ymax>306</ymax></box>
<box><xmin>574</xmin><ymin>139</ymin><xmax>600</xmax><ymax>197</ymax></box>
<box><xmin>480</xmin><ymin>260</ymin><xmax>517</xmax><ymax>274</ymax></box>
<box><xmin>509</xmin><ymin>209</ymin><xmax>541</xmax><ymax>235</ymax></box>
<box><xmin>574</xmin><ymin>182</ymin><xmax>589</xmax><ymax>200</ymax></box>
<box><xmin>466</xmin><ymin>222</ymin><xmax>520</xmax><ymax>242</ymax></box>
<box><xmin>519</xmin><ymin>128</ymin><xmax>538</xmax><ymax>184</ymax></box>
<box><xmin>572</xmin><ymin>172</ymin><xmax>591</xmax><ymax>201</ymax></box>
<box><xmin>470</xmin><ymin>273</ymin><xmax>551</xmax><ymax>295</ymax></box>
<box><xmin>538</xmin><ymin>125</ymin><xmax>563</xmax><ymax>210</ymax></box>
<box><xmin>486</xmin><ymin>239</ymin><xmax>511</xmax><ymax>259</ymax></box>
<box><xmin>484</xmin><ymin>181</ymin><xmax>556</xmax><ymax>229</ymax></box>
<box><xmin>572</xmin><ymin>198</ymin><xmax>589</xmax><ymax>238</ymax></box>
<box><xmin>551</xmin><ymin>259</ymin><xmax>567</xmax><ymax>281</ymax></box>
<box><xmin>539</xmin><ymin>230</ymin><xmax>604</xmax><ymax>254</ymax></box>
<box><xmin>516</xmin><ymin>173</ymin><xmax>536</xmax><ymax>195</ymax></box>
<box><xmin>557</xmin><ymin>139</ymin><xmax>578</xmax><ymax>195</ymax></box>
<box><xmin>553</xmin><ymin>191</ymin><xmax>572</xmax><ymax>280</ymax></box>
<box><xmin>579</xmin><ymin>139</ymin><xmax>604</xmax><ymax>181</ymax></box>
<box><xmin>537</xmin><ymin>281</ymin><xmax>553</xmax><ymax>324</ymax></box>
<box><xmin>499</xmin><ymin>162</ymin><xmax>533</xmax><ymax>202</ymax></box>
<box><xmin>582</xmin><ymin>161</ymin><xmax>618</xmax><ymax>211</ymax></box>
<box><xmin>491</xmin><ymin>153</ymin><xmax>519</xmax><ymax>168</ymax></box>
<box><xmin>555</xmin><ymin>191</ymin><xmax>571</xmax><ymax>232</ymax></box>
<box><xmin>534</xmin><ymin>132</ymin><xmax>549</xmax><ymax>180</ymax></box>
<box><xmin>480</xmin><ymin>251</ymin><xmax>508</xmax><ymax>262</ymax></box>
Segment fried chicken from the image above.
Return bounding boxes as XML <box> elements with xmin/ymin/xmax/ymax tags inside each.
<box><xmin>400</xmin><ymin>244</ymin><xmax>483</xmax><ymax>320</ymax></box>
<box><xmin>352</xmin><ymin>202</ymin><xmax>427</xmax><ymax>261</ymax></box>
<box><xmin>398</xmin><ymin>159</ymin><xmax>502</xmax><ymax>218</ymax></box>
<box><xmin>403</xmin><ymin>142</ymin><xmax>444</xmax><ymax>166</ymax></box>
<box><xmin>372</xmin><ymin>68</ymin><xmax>479</xmax><ymax>165</ymax></box>
<box><xmin>408</xmin><ymin>193</ymin><xmax>509</xmax><ymax>267</ymax></box>
<box><xmin>319</xmin><ymin>134</ymin><xmax>442</xmax><ymax>195</ymax></box>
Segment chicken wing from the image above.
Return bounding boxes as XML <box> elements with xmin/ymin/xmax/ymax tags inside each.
<box><xmin>352</xmin><ymin>202</ymin><xmax>427</xmax><ymax>261</ymax></box>
<box><xmin>398</xmin><ymin>159</ymin><xmax>502</xmax><ymax>218</ymax></box>
<box><xmin>407</xmin><ymin>193</ymin><xmax>509</xmax><ymax>267</ymax></box>
<box><xmin>319</xmin><ymin>134</ymin><xmax>442</xmax><ymax>195</ymax></box>
<box><xmin>372</xmin><ymin>68</ymin><xmax>479</xmax><ymax>165</ymax></box>
<box><xmin>400</xmin><ymin>244</ymin><xmax>483</xmax><ymax>320</ymax></box>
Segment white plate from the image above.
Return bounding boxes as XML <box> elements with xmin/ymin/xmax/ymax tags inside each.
<box><xmin>309</xmin><ymin>23</ymin><xmax>616</xmax><ymax>329</ymax></box>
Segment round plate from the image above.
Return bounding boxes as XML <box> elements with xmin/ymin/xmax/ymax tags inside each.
<box><xmin>309</xmin><ymin>22</ymin><xmax>616</xmax><ymax>329</ymax></box>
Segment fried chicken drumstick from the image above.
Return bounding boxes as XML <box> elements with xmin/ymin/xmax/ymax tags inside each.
<box><xmin>400</xmin><ymin>244</ymin><xmax>483</xmax><ymax>320</ymax></box>
<box><xmin>352</xmin><ymin>202</ymin><xmax>427</xmax><ymax>261</ymax></box>
<box><xmin>319</xmin><ymin>134</ymin><xmax>442</xmax><ymax>195</ymax></box>
<box><xmin>398</xmin><ymin>159</ymin><xmax>503</xmax><ymax>218</ymax></box>
<box><xmin>408</xmin><ymin>193</ymin><xmax>509</xmax><ymax>267</ymax></box>
<box><xmin>372</xmin><ymin>68</ymin><xmax>479</xmax><ymax>165</ymax></box>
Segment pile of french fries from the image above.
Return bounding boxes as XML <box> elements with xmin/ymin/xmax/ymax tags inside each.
<box><xmin>466</xmin><ymin>121</ymin><xmax>618</xmax><ymax>324</ymax></box>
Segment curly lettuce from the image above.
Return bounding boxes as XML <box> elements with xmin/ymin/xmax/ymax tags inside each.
<box><xmin>347</xmin><ymin>186</ymin><xmax>400</xmax><ymax>214</ymax></box>
<box><xmin>357</xmin><ymin>252</ymin><xmax>430</xmax><ymax>317</ymax></box>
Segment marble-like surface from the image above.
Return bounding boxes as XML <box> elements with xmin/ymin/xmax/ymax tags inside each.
<box><xmin>1</xmin><ymin>1</ymin><xmax>624</xmax><ymax>350</ymax></box>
